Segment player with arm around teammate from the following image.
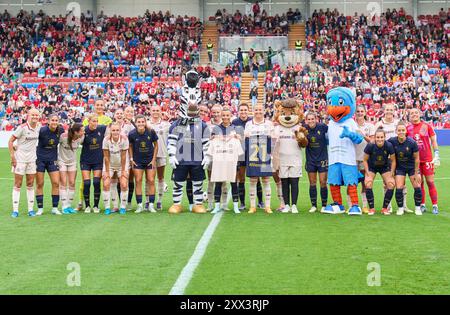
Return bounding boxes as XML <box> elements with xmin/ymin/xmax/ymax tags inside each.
<box><xmin>363</xmin><ymin>128</ymin><xmax>396</xmax><ymax>216</ymax></box>
<box><xmin>35</xmin><ymin>114</ymin><xmax>65</xmax><ymax>216</ymax></box>
<box><xmin>388</xmin><ymin>121</ymin><xmax>423</xmax><ymax>216</ymax></box>
<box><xmin>58</xmin><ymin>123</ymin><xmax>84</xmax><ymax>214</ymax></box>
<box><xmin>128</xmin><ymin>115</ymin><xmax>159</xmax><ymax>213</ymax></box>
<box><xmin>148</xmin><ymin>105</ymin><xmax>171</xmax><ymax>211</ymax></box>
<box><xmin>102</xmin><ymin>122</ymin><xmax>129</xmax><ymax>215</ymax></box>
<box><xmin>8</xmin><ymin>108</ymin><xmax>41</xmax><ymax>218</ymax></box>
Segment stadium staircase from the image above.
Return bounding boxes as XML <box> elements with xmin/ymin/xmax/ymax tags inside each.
<box><xmin>241</xmin><ymin>72</ymin><xmax>265</xmax><ymax>110</ymax></box>
<box><xmin>288</xmin><ymin>23</ymin><xmax>306</xmax><ymax>50</ymax></box>
<box><xmin>200</xmin><ymin>24</ymin><xmax>219</xmax><ymax>65</ymax></box>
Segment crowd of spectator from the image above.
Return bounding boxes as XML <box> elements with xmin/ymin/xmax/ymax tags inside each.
<box><xmin>0</xmin><ymin>8</ymin><xmax>203</xmax><ymax>83</ymax></box>
<box><xmin>297</xmin><ymin>7</ymin><xmax>450</xmax><ymax>127</ymax></box>
<box><xmin>215</xmin><ymin>5</ymin><xmax>302</xmax><ymax>36</ymax></box>
<box><xmin>1</xmin><ymin>7</ymin><xmax>450</xmax><ymax>130</ymax></box>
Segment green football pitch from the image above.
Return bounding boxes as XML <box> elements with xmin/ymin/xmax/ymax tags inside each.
<box><xmin>0</xmin><ymin>147</ymin><xmax>449</xmax><ymax>295</ymax></box>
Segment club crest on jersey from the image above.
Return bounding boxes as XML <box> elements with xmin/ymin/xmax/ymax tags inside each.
<box><xmin>140</xmin><ymin>141</ymin><xmax>146</xmax><ymax>148</ymax></box>
<box><xmin>311</xmin><ymin>136</ymin><xmax>316</xmax><ymax>143</ymax></box>
<box><xmin>49</xmin><ymin>139</ymin><xmax>54</xmax><ymax>145</ymax></box>
<box><xmin>92</xmin><ymin>138</ymin><xmax>97</xmax><ymax>145</ymax></box>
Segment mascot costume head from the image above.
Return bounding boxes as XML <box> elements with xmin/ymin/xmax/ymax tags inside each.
<box><xmin>323</xmin><ymin>87</ymin><xmax>364</xmax><ymax>215</ymax></box>
<box><xmin>166</xmin><ymin>70</ymin><xmax>210</xmax><ymax>214</ymax></box>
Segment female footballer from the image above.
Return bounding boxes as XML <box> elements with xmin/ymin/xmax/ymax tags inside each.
<box><xmin>35</xmin><ymin>114</ymin><xmax>65</xmax><ymax>215</ymax></box>
<box><xmin>148</xmin><ymin>105</ymin><xmax>171</xmax><ymax>211</ymax></box>
<box><xmin>244</xmin><ymin>103</ymin><xmax>274</xmax><ymax>214</ymax></box>
<box><xmin>8</xmin><ymin>108</ymin><xmax>41</xmax><ymax>217</ymax></box>
<box><xmin>80</xmin><ymin>113</ymin><xmax>108</xmax><ymax>213</ymax></box>
<box><xmin>58</xmin><ymin>123</ymin><xmax>84</xmax><ymax>214</ymax></box>
<box><xmin>388</xmin><ymin>122</ymin><xmax>423</xmax><ymax>215</ymax></box>
<box><xmin>304</xmin><ymin>111</ymin><xmax>328</xmax><ymax>213</ymax></box>
<box><xmin>102</xmin><ymin>122</ymin><xmax>129</xmax><ymax>215</ymax></box>
<box><xmin>128</xmin><ymin>115</ymin><xmax>158</xmax><ymax>213</ymax></box>
<box><xmin>363</xmin><ymin>128</ymin><xmax>396</xmax><ymax>215</ymax></box>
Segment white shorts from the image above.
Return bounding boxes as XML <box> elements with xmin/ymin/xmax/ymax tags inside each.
<box><xmin>14</xmin><ymin>161</ymin><xmax>36</xmax><ymax>175</ymax></box>
<box><xmin>58</xmin><ymin>161</ymin><xmax>77</xmax><ymax>172</ymax></box>
<box><xmin>279</xmin><ymin>165</ymin><xmax>302</xmax><ymax>178</ymax></box>
<box><xmin>156</xmin><ymin>157</ymin><xmax>166</xmax><ymax>167</ymax></box>
<box><xmin>103</xmin><ymin>167</ymin><xmax>129</xmax><ymax>179</ymax></box>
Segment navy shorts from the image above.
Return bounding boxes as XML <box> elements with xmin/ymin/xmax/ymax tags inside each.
<box><xmin>36</xmin><ymin>160</ymin><xmax>59</xmax><ymax>173</ymax></box>
<box><xmin>368</xmin><ymin>166</ymin><xmax>391</xmax><ymax>175</ymax></box>
<box><xmin>237</xmin><ymin>161</ymin><xmax>246</xmax><ymax>168</ymax></box>
<box><xmin>172</xmin><ymin>165</ymin><xmax>205</xmax><ymax>182</ymax></box>
<box><xmin>395</xmin><ymin>168</ymin><xmax>418</xmax><ymax>177</ymax></box>
<box><xmin>80</xmin><ymin>163</ymin><xmax>103</xmax><ymax>171</ymax></box>
<box><xmin>133</xmin><ymin>162</ymin><xmax>154</xmax><ymax>170</ymax></box>
<box><xmin>305</xmin><ymin>160</ymin><xmax>328</xmax><ymax>173</ymax></box>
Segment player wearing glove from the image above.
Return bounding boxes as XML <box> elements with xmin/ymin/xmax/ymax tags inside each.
<box><xmin>407</xmin><ymin>108</ymin><xmax>440</xmax><ymax>214</ymax></box>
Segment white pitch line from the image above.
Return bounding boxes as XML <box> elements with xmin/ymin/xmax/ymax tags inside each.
<box><xmin>169</xmin><ymin>211</ymin><xmax>224</xmax><ymax>295</ymax></box>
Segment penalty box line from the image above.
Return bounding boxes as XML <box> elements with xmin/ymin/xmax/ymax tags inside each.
<box><xmin>169</xmin><ymin>211</ymin><xmax>224</xmax><ymax>295</ymax></box>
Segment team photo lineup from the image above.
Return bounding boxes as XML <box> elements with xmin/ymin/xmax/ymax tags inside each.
<box><xmin>8</xmin><ymin>70</ymin><xmax>441</xmax><ymax>217</ymax></box>
<box><xmin>1</xmin><ymin>1</ymin><xmax>450</xmax><ymax>297</ymax></box>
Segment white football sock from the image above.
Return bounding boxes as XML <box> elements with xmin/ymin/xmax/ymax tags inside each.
<box><xmin>60</xmin><ymin>188</ymin><xmax>68</xmax><ymax>209</ymax></box>
<box><xmin>276</xmin><ymin>181</ymin><xmax>285</xmax><ymax>207</ymax></box>
<box><xmin>111</xmin><ymin>181</ymin><xmax>119</xmax><ymax>209</ymax></box>
<box><xmin>157</xmin><ymin>179</ymin><xmax>164</xmax><ymax>203</ymax></box>
<box><xmin>12</xmin><ymin>188</ymin><xmax>20</xmax><ymax>212</ymax></box>
<box><xmin>102</xmin><ymin>190</ymin><xmax>111</xmax><ymax>210</ymax></box>
<box><xmin>249</xmin><ymin>181</ymin><xmax>257</xmax><ymax>208</ymax></box>
<box><xmin>68</xmin><ymin>189</ymin><xmax>75</xmax><ymax>208</ymax></box>
<box><xmin>26</xmin><ymin>187</ymin><xmax>35</xmax><ymax>212</ymax></box>
<box><xmin>262</xmin><ymin>181</ymin><xmax>271</xmax><ymax>208</ymax></box>
<box><xmin>120</xmin><ymin>190</ymin><xmax>128</xmax><ymax>209</ymax></box>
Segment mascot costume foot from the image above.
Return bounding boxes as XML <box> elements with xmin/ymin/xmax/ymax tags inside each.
<box><xmin>323</xmin><ymin>87</ymin><xmax>363</xmax><ymax>215</ymax></box>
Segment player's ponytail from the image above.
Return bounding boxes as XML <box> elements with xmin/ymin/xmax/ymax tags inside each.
<box><xmin>68</xmin><ymin>123</ymin><xmax>83</xmax><ymax>151</ymax></box>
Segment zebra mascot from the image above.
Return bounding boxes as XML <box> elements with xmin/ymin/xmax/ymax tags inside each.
<box><xmin>167</xmin><ymin>70</ymin><xmax>211</xmax><ymax>214</ymax></box>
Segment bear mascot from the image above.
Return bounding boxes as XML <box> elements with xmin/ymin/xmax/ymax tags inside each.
<box><xmin>273</xmin><ymin>98</ymin><xmax>308</xmax><ymax>213</ymax></box>
<box><xmin>323</xmin><ymin>87</ymin><xmax>364</xmax><ymax>215</ymax></box>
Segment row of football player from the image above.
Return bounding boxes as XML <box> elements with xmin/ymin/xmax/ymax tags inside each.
<box><xmin>8</xmin><ymin>100</ymin><xmax>440</xmax><ymax>216</ymax></box>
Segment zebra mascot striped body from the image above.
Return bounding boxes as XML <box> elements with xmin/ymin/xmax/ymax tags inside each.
<box><xmin>167</xmin><ymin>70</ymin><xmax>210</xmax><ymax>214</ymax></box>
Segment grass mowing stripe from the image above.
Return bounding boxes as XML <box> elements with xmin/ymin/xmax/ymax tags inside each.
<box><xmin>169</xmin><ymin>211</ymin><xmax>224</xmax><ymax>295</ymax></box>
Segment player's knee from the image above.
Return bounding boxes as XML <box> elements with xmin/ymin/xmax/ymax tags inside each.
<box><xmin>387</xmin><ymin>181</ymin><xmax>395</xmax><ymax>190</ymax></box>
<box><xmin>365</xmin><ymin>180</ymin><xmax>373</xmax><ymax>189</ymax></box>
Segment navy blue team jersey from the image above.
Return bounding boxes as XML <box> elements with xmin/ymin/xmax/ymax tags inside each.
<box><xmin>169</xmin><ymin>120</ymin><xmax>210</xmax><ymax>166</ymax></box>
<box><xmin>364</xmin><ymin>141</ymin><xmax>395</xmax><ymax>173</ymax></box>
<box><xmin>36</xmin><ymin>125</ymin><xmax>64</xmax><ymax>162</ymax></box>
<box><xmin>304</xmin><ymin>123</ymin><xmax>328</xmax><ymax>172</ymax></box>
<box><xmin>232</xmin><ymin>117</ymin><xmax>250</xmax><ymax>166</ymax></box>
<box><xmin>245</xmin><ymin>134</ymin><xmax>272</xmax><ymax>177</ymax></box>
<box><xmin>80</xmin><ymin>125</ymin><xmax>108</xmax><ymax>165</ymax></box>
<box><xmin>388</xmin><ymin>137</ymin><xmax>419</xmax><ymax>175</ymax></box>
<box><xmin>128</xmin><ymin>128</ymin><xmax>158</xmax><ymax>166</ymax></box>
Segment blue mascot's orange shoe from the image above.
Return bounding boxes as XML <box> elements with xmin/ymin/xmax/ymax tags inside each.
<box><xmin>348</xmin><ymin>205</ymin><xmax>362</xmax><ymax>216</ymax></box>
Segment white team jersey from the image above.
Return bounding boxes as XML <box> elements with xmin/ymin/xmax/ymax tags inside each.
<box><xmin>102</xmin><ymin>136</ymin><xmax>129</xmax><ymax>169</ymax></box>
<box><xmin>121</xmin><ymin>122</ymin><xmax>135</xmax><ymax>136</ymax></box>
<box><xmin>328</xmin><ymin>119</ymin><xmax>358</xmax><ymax>166</ymax></box>
<box><xmin>355</xmin><ymin>121</ymin><xmax>375</xmax><ymax>161</ymax></box>
<box><xmin>148</xmin><ymin>119</ymin><xmax>170</xmax><ymax>158</ymax></box>
<box><xmin>244</xmin><ymin>119</ymin><xmax>274</xmax><ymax>138</ymax></box>
<box><xmin>273</xmin><ymin>125</ymin><xmax>303</xmax><ymax>167</ymax></box>
<box><xmin>207</xmin><ymin>137</ymin><xmax>243</xmax><ymax>182</ymax></box>
<box><xmin>13</xmin><ymin>123</ymin><xmax>40</xmax><ymax>163</ymax></box>
<box><xmin>375</xmin><ymin>118</ymin><xmax>398</xmax><ymax>140</ymax></box>
<box><xmin>58</xmin><ymin>132</ymin><xmax>84</xmax><ymax>165</ymax></box>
